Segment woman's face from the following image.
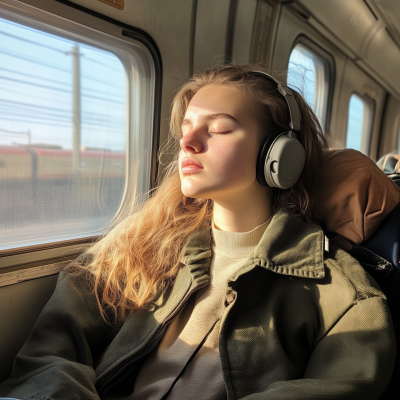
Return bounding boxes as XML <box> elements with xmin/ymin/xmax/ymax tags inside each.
<box><xmin>178</xmin><ymin>84</ymin><xmax>263</xmax><ymax>201</ymax></box>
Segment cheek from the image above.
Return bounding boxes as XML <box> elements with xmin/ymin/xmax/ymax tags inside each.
<box><xmin>178</xmin><ymin>148</ymin><xmax>185</xmax><ymax>161</ymax></box>
<box><xmin>211</xmin><ymin>141</ymin><xmax>255</xmax><ymax>181</ymax></box>
<box><xmin>178</xmin><ymin>149</ymin><xmax>185</xmax><ymax>173</ymax></box>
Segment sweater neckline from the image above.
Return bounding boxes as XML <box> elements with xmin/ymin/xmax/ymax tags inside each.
<box><xmin>211</xmin><ymin>218</ymin><xmax>271</xmax><ymax>254</ymax></box>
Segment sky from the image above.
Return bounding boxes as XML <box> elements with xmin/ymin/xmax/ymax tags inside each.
<box><xmin>0</xmin><ymin>17</ymin><xmax>127</xmax><ymax>151</ymax></box>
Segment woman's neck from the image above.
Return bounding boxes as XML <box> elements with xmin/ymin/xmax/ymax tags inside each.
<box><xmin>212</xmin><ymin>188</ymin><xmax>273</xmax><ymax>232</ymax></box>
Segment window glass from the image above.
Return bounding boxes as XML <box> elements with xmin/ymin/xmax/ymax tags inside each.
<box><xmin>287</xmin><ymin>43</ymin><xmax>330</xmax><ymax>131</ymax></box>
<box><xmin>0</xmin><ymin>12</ymin><xmax>154</xmax><ymax>252</ymax></box>
<box><xmin>345</xmin><ymin>93</ymin><xmax>374</xmax><ymax>155</ymax></box>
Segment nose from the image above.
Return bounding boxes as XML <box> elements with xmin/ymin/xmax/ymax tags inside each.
<box><xmin>180</xmin><ymin>126</ymin><xmax>205</xmax><ymax>154</ymax></box>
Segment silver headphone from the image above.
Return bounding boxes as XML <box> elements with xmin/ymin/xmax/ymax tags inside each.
<box><xmin>251</xmin><ymin>71</ymin><xmax>306</xmax><ymax>190</ymax></box>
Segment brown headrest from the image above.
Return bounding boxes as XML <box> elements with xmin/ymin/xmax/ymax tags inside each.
<box><xmin>314</xmin><ymin>149</ymin><xmax>400</xmax><ymax>246</ymax></box>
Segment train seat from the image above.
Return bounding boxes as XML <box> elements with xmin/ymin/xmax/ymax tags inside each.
<box><xmin>348</xmin><ymin>174</ymin><xmax>400</xmax><ymax>400</ymax></box>
<box><xmin>377</xmin><ymin>153</ymin><xmax>400</xmax><ymax>175</ymax></box>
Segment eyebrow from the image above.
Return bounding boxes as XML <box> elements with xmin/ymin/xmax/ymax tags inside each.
<box><xmin>181</xmin><ymin>113</ymin><xmax>240</xmax><ymax>126</ymax></box>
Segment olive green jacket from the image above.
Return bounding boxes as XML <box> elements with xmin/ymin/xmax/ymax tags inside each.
<box><xmin>0</xmin><ymin>209</ymin><xmax>396</xmax><ymax>400</ymax></box>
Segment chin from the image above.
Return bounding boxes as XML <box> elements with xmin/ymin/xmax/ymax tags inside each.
<box><xmin>180</xmin><ymin>181</ymin><xmax>207</xmax><ymax>199</ymax></box>
<box><xmin>181</xmin><ymin>187</ymin><xmax>202</xmax><ymax>198</ymax></box>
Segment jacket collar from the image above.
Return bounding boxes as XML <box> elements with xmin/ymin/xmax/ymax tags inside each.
<box><xmin>180</xmin><ymin>208</ymin><xmax>325</xmax><ymax>285</ymax></box>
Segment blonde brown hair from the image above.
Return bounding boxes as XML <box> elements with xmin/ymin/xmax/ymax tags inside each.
<box><xmin>70</xmin><ymin>64</ymin><xmax>328</xmax><ymax>323</ymax></box>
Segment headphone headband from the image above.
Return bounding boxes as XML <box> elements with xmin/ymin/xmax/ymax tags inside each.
<box><xmin>250</xmin><ymin>71</ymin><xmax>302</xmax><ymax>132</ymax></box>
<box><xmin>251</xmin><ymin>70</ymin><xmax>306</xmax><ymax>189</ymax></box>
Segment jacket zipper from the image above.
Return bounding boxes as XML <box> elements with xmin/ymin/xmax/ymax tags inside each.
<box><xmin>96</xmin><ymin>280</ymin><xmax>209</xmax><ymax>397</ymax></box>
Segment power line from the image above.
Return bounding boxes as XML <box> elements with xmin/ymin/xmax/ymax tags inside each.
<box><xmin>0</xmin><ymin>85</ymin><xmax>71</xmax><ymax>105</ymax></box>
<box><xmin>0</xmin><ymin>107</ymin><xmax>124</xmax><ymax>125</ymax></box>
<box><xmin>0</xmin><ymin>67</ymin><xmax>70</xmax><ymax>87</ymax></box>
<box><xmin>0</xmin><ymin>49</ymin><xmax>125</xmax><ymax>88</ymax></box>
<box><xmin>0</xmin><ymin>100</ymin><xmax>126</xmax><ymax>124</ymax></box>
<box><xmin>0</xmin><ymin>116</ymin><xmax>122</xmax><ymax>131</ymax></box>
<box><xmin>0</xmin><ymin>30</ymin><xmax>121</xmax><ymax>71</ymax></box>
<box><xmin>0</xmin><ymin>107</ymin><xmax>126</xmax><ymax>129</ymax></box>
<box><xmin>0</xmin><ymin>98</ymin><xmax>126</xmax><ymax>123</ymax></box>
<box><xmin>0</xmin><ymin>76</ymin><xmax>70</xmax><ymax>93</ymax></box>
<box><xmin>0</xmin><ymin>30</ymin><xmax>66</xmax><ymax>53</ymax></box>
<box><xmin>0</xmin><ymin>80</ymin><xmax>123</xmax><ymax>104</ymax></box>
<box><xmin>0</xmin><ymin>117</ymin><xmax>71</xmax><ymax>129</ymax></box>
<box><xmin>1</xmin><ymin>119</ymin><xmax>125</xmax><ymax>133</ymax></box>
<box><xmin>0</xmin><ymin>110</ymin><xmax>72</xmax><ymax>124</ymax></box>
<box><xmin>0</xmin><ymin>107</ymin><xmax>71</xmax><ymax>122</ymax></box>
<box><xmin>0</xmin><ymin>67</ymin><xmax>124</xmax><ymax>91</ymax></box>
<box><xmin>0</xmin><ymin>127</ymin><xmax>29</xmax><ymax>134</ymax></box>
<box><xmin>0</xmin><ymin>49</ymin><xmax>70</xmax><ymax>73</ymax></box>
<box><xmin>0</xmin><ymin>99</ymin><xmax>70</xmax><ymax>117</ymax></box>
<box><xmin>0</xmin><ymin>76</ymin><xmax>126</xmax><ymax>104</ymax></box>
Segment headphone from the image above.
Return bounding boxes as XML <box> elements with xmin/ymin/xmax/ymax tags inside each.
<box><xmin>250</xmin><ymin>71</ymin><xmax>306</xmax><ymax>190</ymax></box>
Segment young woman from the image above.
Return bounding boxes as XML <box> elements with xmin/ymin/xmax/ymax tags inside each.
<box><xmin>0</xmin><ymin>65</ymin><xmax>395</xmax><ymax>400</ymax></box>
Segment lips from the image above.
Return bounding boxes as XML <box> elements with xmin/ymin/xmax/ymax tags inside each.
<box><xmin>181</xmin><ymin>158</ymin><xmax>203</xmax><ymax>169</ymax></box>
<box><xmin>181</xmin><ymin>158</ymin><xmax>203</xmax><ymax>172</ymax></box>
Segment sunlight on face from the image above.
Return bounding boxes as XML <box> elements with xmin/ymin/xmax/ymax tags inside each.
<box><xmin>178</xmin><ymin>85</ymin><xmax>261</xmax><ymax>201</ymax></box>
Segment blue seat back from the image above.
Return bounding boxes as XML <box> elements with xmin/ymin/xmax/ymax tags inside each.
<box><xmin>364</xmin><ymin>178</ymin><xmax>400</xmax><ymax>269</ymax></box>
<box><xmin>361</xmin><ymin>176</ymin><xmax>400</xmax><ymax>399</ymax></box>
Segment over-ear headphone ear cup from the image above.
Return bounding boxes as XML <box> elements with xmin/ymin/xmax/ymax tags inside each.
<box><xmin>264</xmin><ymin>134</ymin><xmax>306</xmax><ymax>189</ymax></box>
<box><xmin>256</xmin><ymin>131</ymin><xmax>282</xmax><ymax>186</ymax></box>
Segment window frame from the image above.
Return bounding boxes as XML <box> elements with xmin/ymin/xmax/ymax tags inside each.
<box><xmin>397</xmin><ymin>120</ymin><xmax>400</xmax><ymax>155</ymax></box>
<box><xmin>0</xmin><ymin>0</ymin><xmax>162</xmax><ymax>267</ymax></box>
<box><xmin>287</xmin><ymin>35</ymin><xmax>335</xmax><ymax>134</ymax></box>
<box><xmin>345</xmin><ymin>91</ymin><xmax>375</xmax><ymax>156</ymax></box>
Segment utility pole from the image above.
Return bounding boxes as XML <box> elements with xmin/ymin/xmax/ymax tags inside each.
<box><xmin>71</xmin><ymin>44</ymin><xmax>81</xmax><ymax>178</ymax></box>
<box><xmin>0</xmin><ymin>128</ymin><xmax>32</xmax><ymax>145</ymax></box>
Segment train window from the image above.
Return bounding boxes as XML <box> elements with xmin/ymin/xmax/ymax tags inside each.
<box><xmin>0</xmin><ymin>6</ymin><xmax>156</xmax><ymax>253</ymax></box>
<box><xmin>345</xmin><ymin>93</ymin><xmax>374</xmax><ymax>155</ymax></box>
<box><xmin>287</xmin><ymin>43</ymin><xmax>330</xmax><ymax>131</ymax></box>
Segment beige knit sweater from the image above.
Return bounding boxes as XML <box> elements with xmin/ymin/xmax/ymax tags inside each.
<box><xmin>108</xmin><ymin>219</ymin><xmax>269</xmax><ymax>400</ymax></box>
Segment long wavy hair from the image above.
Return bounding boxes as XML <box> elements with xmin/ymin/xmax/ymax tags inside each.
<box><xmin>69</xmin><ymin>65</ymin><xmax>328</xmax><ymax>323</ymax></box>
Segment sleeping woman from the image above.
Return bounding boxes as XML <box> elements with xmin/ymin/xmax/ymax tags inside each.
<box><xmin>0</xmin><ymin>65</ymin><xmax>395</xmax><ymax>400</ymax></box>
